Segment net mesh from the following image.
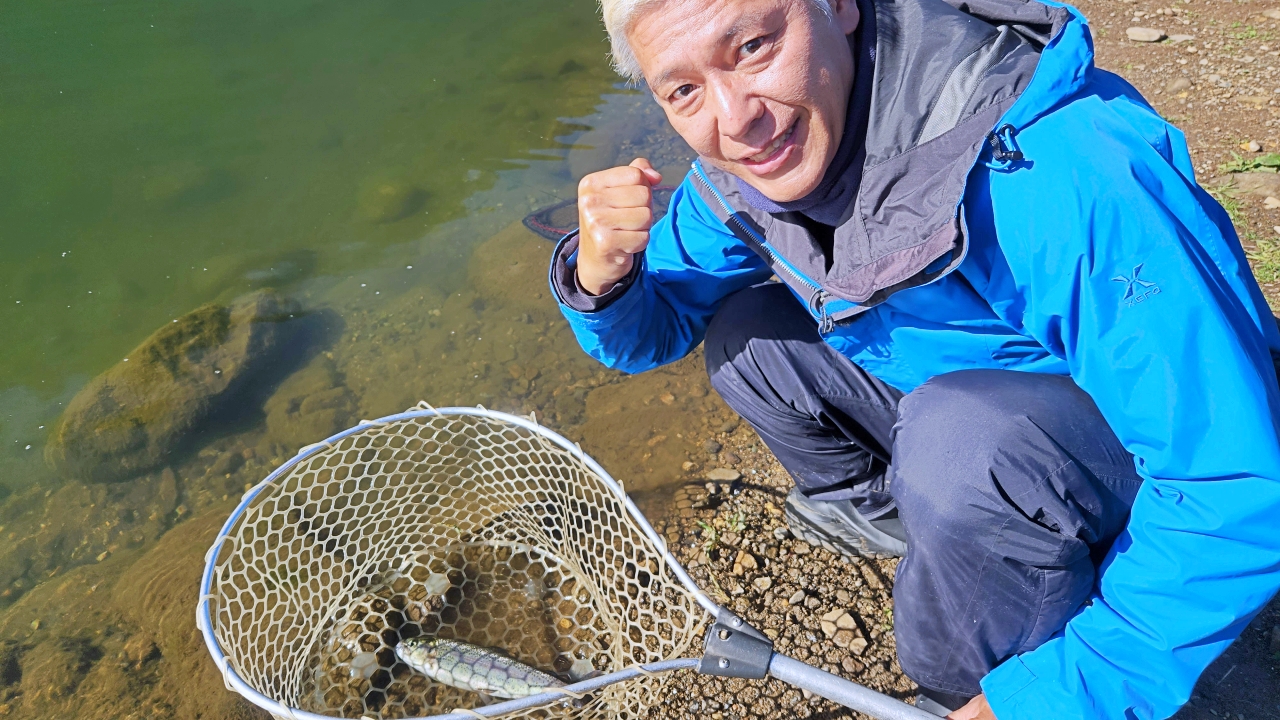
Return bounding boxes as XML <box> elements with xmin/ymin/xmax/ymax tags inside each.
<box><xmin>204</xmin><ymin>410</ymin><xmax>706</xmax><ymax>719</ymax></box>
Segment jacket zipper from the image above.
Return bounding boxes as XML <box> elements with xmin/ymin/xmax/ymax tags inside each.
<box><xmin>691</xmin><ymin>163</ymin><xmax>837</xmax><ymax>332</ymax></box>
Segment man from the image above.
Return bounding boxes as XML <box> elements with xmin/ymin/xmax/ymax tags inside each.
<box><xmin>547</xmin><ymin>0</ymin><xmax>1280</xmax><ymax>717</ymax></box>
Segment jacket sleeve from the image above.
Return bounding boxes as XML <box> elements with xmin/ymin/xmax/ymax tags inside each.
<box><xmin>975</xmin><ymin>116</ymin><xmax>1280</xmax><ymax>718</ymax></box>
<box><xmin>549</xmin><ymin>175</ymin><xmax>773</xmax><ymax>373</ymax></box>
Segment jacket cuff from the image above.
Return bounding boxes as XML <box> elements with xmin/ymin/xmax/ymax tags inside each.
<box><xmin>549</xmin><ymin>231</ymin><xmax>641</xmax><ymax>313</ymax></box>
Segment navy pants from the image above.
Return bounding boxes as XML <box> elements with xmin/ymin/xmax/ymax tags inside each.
<box><xmin>704</xmin><ymin>284</ymin><xmax>1143</xmax><ymax>703</ymax></box>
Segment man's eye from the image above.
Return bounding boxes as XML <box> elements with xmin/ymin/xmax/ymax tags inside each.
<box><xmin>741</xmin><ymin>37</ymin><xmax>765</xmax><ymax>56</ymax></box>
<box><xmin>672</xmin><ymin>84</ymin><xmax>695</xmax><ymax>100</ymax></box>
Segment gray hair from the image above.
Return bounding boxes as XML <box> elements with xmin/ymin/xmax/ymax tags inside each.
<box><xmin>602</xmin><ymin>0</ymin><xmax>834</xmax><ymax>82</ymax></box>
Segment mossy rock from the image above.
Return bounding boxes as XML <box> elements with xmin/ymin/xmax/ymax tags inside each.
<box><xmin>45</xmin><ymin>290</ymin><xmax>301</xmax><ymax>483</ymax></box>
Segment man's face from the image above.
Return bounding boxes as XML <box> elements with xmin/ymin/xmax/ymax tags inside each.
<box><xmin>630</xmin><ymin>0</ymin><xmax>860</xmax><ymax>201</ymax></box>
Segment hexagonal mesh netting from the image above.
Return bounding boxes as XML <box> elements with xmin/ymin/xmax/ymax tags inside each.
<box><xmin>202</xmin><ymin>409</ymin><xmax>705</xmax><ymax>719</ymax></box>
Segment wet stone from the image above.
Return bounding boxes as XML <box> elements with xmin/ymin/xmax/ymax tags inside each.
<box><xmin>703</xmin><ymin>439</ymin><xmax>723</xmax><ymax>454</ymax></box>
<box><xmin>1165</xmin><ymin>77</ymin><xmax>1192</xmax><ymax>94</ymax></box>
<box><xmin>706</xmin><ymin>468</ymin><xmax>741</xmax><ymax>482</ymax></box>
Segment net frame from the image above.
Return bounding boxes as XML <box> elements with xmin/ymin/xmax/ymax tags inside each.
<box><xmin>196</xmin><ymin>405</ymin><xmax>719</xmax><ymax>720</ymax></box>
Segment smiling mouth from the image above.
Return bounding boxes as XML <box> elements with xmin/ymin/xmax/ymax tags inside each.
<box><xmin>746</xmin><ymin>122</ymin><xmax>797</xmax><ymax>163</ymax></box>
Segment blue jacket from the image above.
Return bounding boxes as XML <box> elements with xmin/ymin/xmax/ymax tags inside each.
<box><xmin>551</xmin><ymin>4</ymin><xmax>1280</xmax><ymax>718</ymax></box>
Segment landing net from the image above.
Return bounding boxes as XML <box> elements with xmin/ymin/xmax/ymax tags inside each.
<box><xmin>197</xmin><ymin>406</ymin><xmax>707</xmax><ymax>720</ymax></box>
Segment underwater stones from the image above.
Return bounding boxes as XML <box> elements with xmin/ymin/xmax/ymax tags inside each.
<box><xmin>358</xmin><ymin>179</ymin><xmax>427</xmax><ymax>224</ymax></box>
<box><xmin>468</xmin><ymin>222</ymin><xmax>558</xmax><ymax>310</ymax></box>
<box><xmin>19</xmin><ymin>637</ymin><xmax>100</xmax><ymax>704</ymax></box>
<box><xmin>45</xmin><ymin>290</ymin><xmax>301</xmax><ymax>483</ymax></box>
<box><xmin>263</xmin><ymin>357</ymin><xmax>357</xmax><ymax>452</ymax></box>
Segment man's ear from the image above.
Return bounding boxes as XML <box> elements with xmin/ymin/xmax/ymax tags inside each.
<box><xmin>829</xmin><ymin>0</ymin><xmax>861</xmax><ymax>35</ymax></box>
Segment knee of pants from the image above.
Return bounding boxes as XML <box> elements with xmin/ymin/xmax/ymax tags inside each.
<box><xmin>890</xmin><ymin>371</ymin><xmax>1054</xmax><ymax>536</ymax></box>
<box><xmin>704</xmin><ymin>283</ymin><xmax>812</xmax><ymax>393</ymax></box>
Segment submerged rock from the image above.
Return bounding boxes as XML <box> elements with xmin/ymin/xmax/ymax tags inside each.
<box><xmin>45</xmin><ymin>290</ymin><xmax>301</xmax><ymax>483</ymax></box>
<box><xmin>263</xmin><ymin>356</ymin><xmax>357</xmax><ymax>453</ymax></box>
<box><xmin>357</xmin><ymin>179</ymin><xmax>427</xmax><ymax>224</ymax></box>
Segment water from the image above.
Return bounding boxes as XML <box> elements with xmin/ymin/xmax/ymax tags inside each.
<box><xmin>0</xmin><ymin>1</ymin><xmax>729</xmax><ymax>716</ymax></box>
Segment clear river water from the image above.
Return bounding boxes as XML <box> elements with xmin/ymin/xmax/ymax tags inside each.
<box><xmin>0</xmin><ymin>1</ymin><xmax>733</xmax><ymax>717</ymax></box>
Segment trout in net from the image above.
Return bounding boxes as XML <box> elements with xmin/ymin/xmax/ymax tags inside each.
<box><xmin>396</xmin><ymin>638</ymin><xmax>570</xmax><ymax>700</ymax></box>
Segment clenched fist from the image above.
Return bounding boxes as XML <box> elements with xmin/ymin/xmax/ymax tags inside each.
<box><xmin>576</xmin><ymin>158</ymin><xmax>663</xmax><ymax>295</ymax></box>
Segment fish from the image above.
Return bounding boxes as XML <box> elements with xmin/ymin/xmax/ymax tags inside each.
<box><xmin>395</xmin><ymin>637</ymin><xmax>566</xmax><ymax>700</ymax></box>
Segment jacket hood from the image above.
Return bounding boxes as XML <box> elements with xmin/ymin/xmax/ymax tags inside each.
<box><xmin>692</xmin><ymin>0</ymin><xmax>1087</xmax><ymax>320</ymax></box>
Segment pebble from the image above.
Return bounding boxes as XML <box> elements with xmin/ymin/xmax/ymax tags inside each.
<box><xmin>703</xmin><ymin>439</ymin><xmax>723</xmax><ymax>454</ymax></box>
<box><xmin>682</xmin><ymin>461</ymin><xmax>697</xmax><ymax>472</ymax></box>
<box><xmin>96</xmin><ymin>550</ymin><xmax>111</xmax><ymax>562</ymax></box>
<box><xmin>706</xmin><ymin>482</ymin><xmax>720</xmax><ymax>494</ymax></box>
<box><xmin>788</xmin><ymin>589</ymin><xmax>807</xmax><ymax>605</ymax></box>
<box><xmin>1266</xmin><ymin>8</ymin><xmax>1280</xmax><ymax>20</ymax></box>
<box><xmin>1168</xmin><ymin>34</ymin><xmax>1196</xmax><ymax>44</ymax></box>
<box><xmin>736</xmin><ymin>550</ymin><xmax>758</xmax><ymax>571</ymax></box>
<box><xmin>721</xmin><ymin>451</ymin><xmax>741</xmax><ymax>465</ymax></box>
<box><xmin>833</xmin><ymin>629</ymin><xmax>857</xmax><ymax>649</ymax></box>
<box><xmin>836</xmin><ymin>589</ymin><xmax>851</xmax><ymax>604</ymax></box>
<box><xmin>659</xmin><ymin>392</ymin><xmax>675</xmax><ymax>405</ymax></box>
<box><xmin>841</xmin><ymin>657</ymin><xmax>862</xmax><ymax>674</ymax></box>
<box><xmin>706</xmin><ymin>468</ymin><xmax>742</xmax><ymax>481</ymax></box>
<box><xmin>821</xmin><ymin>620</ymin><xmax>838</xmax><ymax>637</ymax></box>
<box><xmin>804</xmin><ymin>595</ymin><xmax>821</xmax><ymax>610</ymax></box>
<box><xmin>719</xmin><ymin>418</ymin><xmax>740</xmax><ymax>433</ymax></box>
<box><xmin>753</xmin><ymin>577</ymin><xmax>772</xmax><ymax>591</ymax></box>
<box><xmin>849</xmin><ymin>636</ymin><xmax>869</xmax><ymax>656</ymax></box>
<box><xmin>1246</xmin><ymin>140</ymin><xmax>1264</xmax><ymax>153</ymax></box>
<box><xmin>1126</xmin><ymin>27</ymin><xmax>1166</xmax><ymax>43</ymax></box>
<box><xmin>821</xmin><ymin>608</ymin><xmax>845</xmax><ymax>623</ymax></box>
<box><xmin>30</xmin><ymin>619</ymin><xmax>40</xmax><ymax>631</ymax></box>
<box><xmin>837</xmin><ymin>613</ymin><xmax>857</xmax><ymax>630</ymax></box>
<box><xmin>1165</xmin><ymin>77</ymin><xmax>1192</xmax><ymax>94</ymax></box>
<box><xmin>792</xmin><ymin>541</ymin><xmax>811</xmax><ymax>555</ymax></box>
<box><xmin>772</xmin><ymin>525</ymin><xmax>793</xmax><ymax>541</ymax></box>
<box><xmin>1265</xmin><ymin>196</ymin><xmax>1280</xmax><ymax>210</ymax></box>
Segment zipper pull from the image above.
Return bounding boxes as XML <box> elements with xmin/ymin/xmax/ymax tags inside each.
<box><xmin>987</xmin><ymin>124</ymin><xmax>1023</xmax><ymax>163</ymax></box>
<box><xmin>813</xmin><ymin>292</ymin><xmax>835</xmax><ymax>334</ymax></box>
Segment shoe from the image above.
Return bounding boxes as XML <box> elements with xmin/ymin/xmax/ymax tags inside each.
<box><xmin>914</xmin><ymin>689</ymin><xmax>969</xmax><ymax>717</ymax></box>
<box><xmin>782</xmin><ymin>488</ymin><xmax>908</xmax><ymax>559</ymax></box>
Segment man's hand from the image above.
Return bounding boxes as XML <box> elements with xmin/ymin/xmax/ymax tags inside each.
<box><xmin>576</xmin><ymin>158</ymin><xmax>662</xmax><ymax>295</ymax></box>
<box><xmin>948</xmin><ymin>693</ymin><xmax>996</xmax><ymax>720</ymax></box>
